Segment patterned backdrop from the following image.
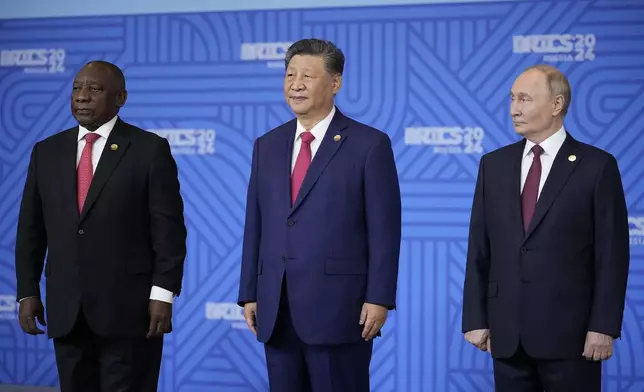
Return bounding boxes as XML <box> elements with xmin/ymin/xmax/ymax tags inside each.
<box><xmin>0</xmin><ymin>0</ymin><xmax>643</xmax><ymax>391</ymax></box>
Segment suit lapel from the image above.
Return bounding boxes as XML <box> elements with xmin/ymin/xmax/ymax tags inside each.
<box><xmin>509</xmin><ymin>139</ymin><xmax>526</xmax><ymax>236</ymax></box>
<box><xmin>523</xmin><ymin>134</ymin><xmax>582</xmax><ymax>241</ymax></box>
<box><xmin>61</xmin><ymin>128</ymin><xmax>81</xmax><ymax>220</ymax></box>
<box><xmin>289</xmin><ymin>110</ymin><xmax>348</xmax><ymax>217</ymax></box>
<box><xmin>281</xmin><ymin>120</ymin><xmax>297</xmax><ymax>214</ymax></box>
<box><xmin>79</xmin><ymin>119</ymin><xmax>131</xmax><ymax>222</ymax></box>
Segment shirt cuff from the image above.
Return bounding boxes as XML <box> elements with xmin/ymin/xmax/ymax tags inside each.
<box><xmin>18</xmin><ymin>296</ymin><xmax>39</xmax><ymax>302</ymax></box>
<box><xmin>150</xmin><ymin>286</ymin><xmax>174</xmax><ymax>303</ymax></box>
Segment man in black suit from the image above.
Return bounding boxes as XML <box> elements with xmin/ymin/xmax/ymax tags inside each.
<box><xmin>462</xmin><ymin>64</ymin><xmax>630</xmax><ymax>391</ymax></box>
<box><xmin>15</xmin><ymin>60</ymin><xmax>187</xmax><ymax>392</ymax></box>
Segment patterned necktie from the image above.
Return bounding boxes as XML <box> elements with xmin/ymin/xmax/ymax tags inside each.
<box><xmin>77</xmin><ymin>132</ymin><xmax>101</xmax><ymax>213</ymax></box>
<box><xmin>291</xmin><ymin>131</ymin><xmax>315</xmax><ymax>206</ymax></box>
<box><xmin>521</xmin><ymin>144</ymin><xmax>544</xmax><ymax>233</ymax></box>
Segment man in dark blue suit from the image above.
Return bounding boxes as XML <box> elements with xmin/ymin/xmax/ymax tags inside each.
<box><xmin>237</xmin><ymin>38</ymin><xmax>401</xmax><ymax>392</ymax></box>
<box><xmin>462</xmin><ymin>64</ymin><xmax>630</xmax><ymax>391</ymax></box>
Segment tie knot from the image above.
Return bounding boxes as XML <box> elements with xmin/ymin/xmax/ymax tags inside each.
<box><xmin>84</xmin><ymin>133</ymin><xmax>100</xmax><ymax>144</ymax></box>
<box><xmin>300</xmin><ymin>132</ymin><xmax>315</xmax><ymax>144</ymax></box>
<box><xmin>531</xmin><ymin>144</ymin><xmax>544</xmax><ymax>157</ymax></box>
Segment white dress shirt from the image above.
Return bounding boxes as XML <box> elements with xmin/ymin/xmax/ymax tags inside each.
<box><xmin>291</xmin><ymin>106</ymin><xmax>336</xmax><ymax>173</ymax></box>
<box><xmin>520</xmin><ymin>126</ymin><xmax>567</xmax><ymax>199</ymax></box>
<box><xmin>77</xmin><ymin>115</ymin><xmax>174</xmax><ymax>304</ymax></box>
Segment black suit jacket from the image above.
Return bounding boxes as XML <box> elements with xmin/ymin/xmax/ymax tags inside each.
<box><xmin>462</xmin><ymin>132</ymin><xmax>630</xmax><ymax>359</ymax></box>
<box><xmin>15</xmin><ymin>118</ymin><xmax>187</xmax><ymax>339</ymax></box>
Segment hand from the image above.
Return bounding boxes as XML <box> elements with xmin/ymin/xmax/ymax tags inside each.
<box><xmin>464</xmin><ymin>329</ymin><xmax>490</xmax><ymax>352</ymax></box>
<box><xmin>243</xmin><ymin>302</ymin><xmax>257</xmax><ymax>335</ymax></box>
<box><xmin>147</xmin><ymin>300</ymin><xmax>172</xmax><ymax>339</ymax></box>
<box><xmin>359</xmin><ymin>303</ymin><xmax>388</xmax><ymax>341</ymax></box>
<box><xmin>583</xmin><ymin>331</ymin><xmax>614</xmax><ymax>361</ymax></box>
<box><xmin>18</xmin><ymin>298</ymin><xmax>46</xmax><ymax>335</ymax></box>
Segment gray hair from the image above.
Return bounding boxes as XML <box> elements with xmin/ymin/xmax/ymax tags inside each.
<box><xmin>523</xmin><ymin>64</ymin><xmax>572</xmax><ymax>117</ymax></box>
<box><xmin>284</xmin><ymin>38</ymin><xmax>345</xmax><ymax>76</ymax></box>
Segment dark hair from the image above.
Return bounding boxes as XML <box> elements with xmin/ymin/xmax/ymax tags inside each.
<box><xmin>284</xmin><ymin>38</ymin><xmax>345</xmax><ymax>75</ymax></box>
<box><xmin>85</xmin><ymin>60</ymin><xmax>126</xmax><ymax>90</ymax></box>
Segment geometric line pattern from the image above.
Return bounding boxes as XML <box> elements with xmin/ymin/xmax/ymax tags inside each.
<box><xmin>1</xmin><ymin>1</ymin><xmax>643</xmax><ymax>390</ymax></box>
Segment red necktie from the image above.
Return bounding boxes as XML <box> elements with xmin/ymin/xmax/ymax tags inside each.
<box><xmin>291</xmin><ymin>131</ymin><xmax>315</xmax><ymax>206</ymax></box>
<box><xmin>77</xmin><ymin>132</ymin><xmax>101</xmax><ymax>213</ymax></box>
<box><xmin>521</xmin><ymin>144</ymin><xmax>544</xmax><ymax>232</ymax></box>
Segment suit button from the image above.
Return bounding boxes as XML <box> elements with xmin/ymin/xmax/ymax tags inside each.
<box><xmin>281</xmin><ymin>256</ymin><xmax>286</xmax><ymax>263</ymax></box>
<box><xmin>521</xmin><ymin>247</ymin><xmax>527</xmax><ymax>254</ymax></box>
<box><xmin>78</xmin><ymin>229</ymin><xmax>84</xmax><ymax>235</ymax></box>
<box><xmin>287</xmin><ymin>219</ymin><xmax>295</xmax><ymax>227</ymax></box>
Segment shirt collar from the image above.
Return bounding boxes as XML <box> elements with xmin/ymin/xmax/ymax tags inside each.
<box><xmin>523</xmin><ymin>125</ymin><xmax>567</xmax><ymax>157</ymax></box>
<box><xmin>295</xmin><ymin>106</ymin><xmax>336</xmax><ymax>142</ymax></box>
<box><xmin>77</xmin><ymin>115</ymin><xmax>118</xmax><ymax>142</ymax></box>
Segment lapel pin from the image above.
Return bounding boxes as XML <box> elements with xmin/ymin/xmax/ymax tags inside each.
<box><xmin>568</xmin><ymin>154</ymin><xmax>576</xmax><ymax>162</ymax></box>
<box><xmin>111</xmin><ymin>144</ymin><xmax>118</xmax><ymax>151</ymax></box>
<box><xmin>333</xmin><ymin>135</ymin><xmax>341</xmax><ymax>142</ymax></box>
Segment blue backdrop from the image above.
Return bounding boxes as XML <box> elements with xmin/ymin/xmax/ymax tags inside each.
<box><xmin>1</xmin><ymin>0</ymin><xmax>643</xmax><ymax>391</ymax></box>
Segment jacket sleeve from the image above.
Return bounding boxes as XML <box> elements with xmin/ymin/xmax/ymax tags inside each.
<box><xmin>587</xmin><ymin>154</ymin><xmax>630</xmax><ymax>338</ymax></box>
<box><xmin>363</xmin><ymin>133</ymin><xmax>402</xmax><ymax>310</ymax></box>
<box><xmin>238</xmin><ymin>138</ymin><xmax>261</xmax><ymax>306</ymax></box>
<box><xmin>462</xmin><ymin>155</ymin><xmax>491</xmax><ymax>332</ymax></box>
<box><xmin>15</xmin><ymin>143</ymin><xmax>48</xmax><ymax>301</ymax></box>
<box><xmin>148</xmin><ymin>137</ymin><xmax>188</xmax><ymax>296</ymax></box>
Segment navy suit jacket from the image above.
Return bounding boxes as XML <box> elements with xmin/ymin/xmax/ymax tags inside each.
<box><xmin>462</xmin><ymin>132</ymin><xmax>630</xmax><ymax>359</ymax></box>
<box><xmin>238</xmin><ymin>108</ymin><xmax>402</xmax><ymax>345</ymax></box>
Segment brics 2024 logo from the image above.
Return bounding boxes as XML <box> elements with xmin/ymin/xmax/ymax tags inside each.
<box><xmin>512</xmin><ymin>34</ymin><xmax>596</xmax><ymax>63</ymax></box>
<box><xmin>151</xmin><ymin>129</ymin><xmax>216</xmax><ymax>156</ymax></box>
<box><xmin>0</xmin><ymin>48</ymin><xmax>66</xmax><ymax>73</ymax></box>
<box><xmin>629</xmin><ymin>216</ymin><xmax>644</xmax><ymax>246</ymax></box>
<box><xmin>240</xmin><ymin>42</ymin><xmax>292</xmax><ymax>68</ymax></box>
<box><xmin>0</xmin><ymin>295</ymin><xmax>17</xmax><ymax>320</ymax></box>
<box><xmin>404</xmin><ymin>126</ymin><xmax>484</xmax><ymax>154</ymax></box>
<box><xmin>205</xmin><ymin>302</ymin><xmax>247</xmax><ymax>330</ymax></box>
